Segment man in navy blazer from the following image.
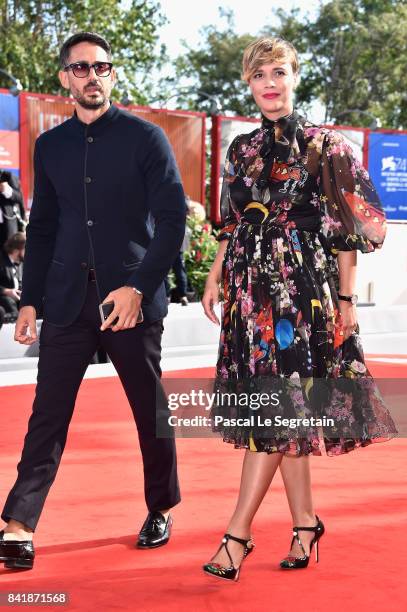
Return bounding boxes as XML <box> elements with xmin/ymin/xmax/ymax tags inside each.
<box><xmin>0</xmin><ymin>32</ymin><xmax>186</xmax><ymax>569</ymax></box>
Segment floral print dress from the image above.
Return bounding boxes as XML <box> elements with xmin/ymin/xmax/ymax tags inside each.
<box><xmin>214</xmin><ymin>110</ymin><xmax>397</xmax><ymax>456</ymax></box>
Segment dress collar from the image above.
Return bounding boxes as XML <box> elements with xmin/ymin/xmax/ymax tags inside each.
<box><xmin>261</xmin><ymin>110</ymin><xmax>302</xmax><ymax>147</ymax></box>
<box><xmin>261</xmin><ymin>109</ymin><xmax>300</xmax><ymax>131</ymax></box>
<box><xmin>259</xmin><ymin>109</ymin><xmax>306</xmax><ymax>160</ymax></box>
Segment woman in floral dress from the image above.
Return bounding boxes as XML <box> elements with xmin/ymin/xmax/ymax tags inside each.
<box><xmin>201</xmin><ymin>37</ymin><xmax>397</xmax><ymax>581</ymax></box>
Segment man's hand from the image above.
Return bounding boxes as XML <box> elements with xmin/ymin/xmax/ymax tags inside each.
<box><xmin>100</xmin><ymin>286</ymin><xmax>142</xmax><ymax>332</ymax></box>
<box><xmin>3</xmin><ymin>288</ymin><xmax>21</xmax><ymax>301</ymax></box>
<box><xmin>14</xmin><ymin>306</ymin><xmax>37</xmax><ymax>345</ymax></box>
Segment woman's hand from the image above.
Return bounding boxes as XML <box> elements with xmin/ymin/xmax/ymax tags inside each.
<box><xmin>202</xmin><ymin>277</ymin><xmax>220</xmax><ymax>325</ymax></box>
<box><xmin>338</xmin><ymin>301</ymin><xmax>358</xmax><ymax>341</ymax></box>
<box><xmin>201</xmin><ymin>240</ymin><xmax>228</xmax><ymax>325</ymax></box>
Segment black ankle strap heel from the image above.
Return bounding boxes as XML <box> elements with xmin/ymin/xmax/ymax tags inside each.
<box><xmin>280</xmin><ymin>515</ymin><xmax>325</xmax><ymax>569</ymax></box>
<box><xmin>203</xmin><ymin>532</ymin><xmax>255</xmax><ymax>582</ymax></box>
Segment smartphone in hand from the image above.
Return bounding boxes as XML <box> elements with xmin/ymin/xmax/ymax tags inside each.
<box><xmin>99</xmin><ymin>301</ymin><xmax>144</xmax><ymax>327</ymax></box>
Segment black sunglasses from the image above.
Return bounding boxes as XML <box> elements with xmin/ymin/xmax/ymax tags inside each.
<box><xmin>64</xmin><ymin>61</ymin><xmax>113</xmax><ymax>78</ymax></box>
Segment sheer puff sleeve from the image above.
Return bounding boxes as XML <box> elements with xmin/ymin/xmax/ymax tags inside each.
<box><xmin>319</xmin><ymin>129</ymin><xmax>387</xmax><ymax>255</ymax></box>
<box><xmin>217</xmin><ymin>136</ymin><xmax>241</xmax><ymax>242</ymax></box>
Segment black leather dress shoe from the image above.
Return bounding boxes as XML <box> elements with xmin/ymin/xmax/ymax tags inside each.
<box><xmin>0</xmin><ymin>530</ymin><xmax>35</xmax><ymax>569</ymax></box>
<box><xmin>136</xmin><ymin>512</ymin><xmax>172</xmax><ymax>549</ymax></box>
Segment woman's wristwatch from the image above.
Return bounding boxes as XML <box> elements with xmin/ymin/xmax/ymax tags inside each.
<box><xmin>337</xmin><ymin>293</ymin><xmax>358</xmax><ymax>305</ymax></box>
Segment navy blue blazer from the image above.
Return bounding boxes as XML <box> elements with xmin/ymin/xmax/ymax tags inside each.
<box><xmin>20</xmin><ymin>103</ymin><xmax>187</xmax><ymax>326</ymax></box>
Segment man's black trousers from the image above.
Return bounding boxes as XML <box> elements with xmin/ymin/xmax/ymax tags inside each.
<box><xmin>1</xmin><ymin>278</ymin><xmax>181</xmax><ymax>531</ymax></box>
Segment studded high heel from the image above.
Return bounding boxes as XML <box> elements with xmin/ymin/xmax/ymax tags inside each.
<box><xmin>203</xmin><ymin>533</ymin><xmax>255</xmax><ymax>582</ymax></box>
<box><xmin>280</xmin><ymin>515</ymin><xmax>325</xmax><ymax>569</ymax></box>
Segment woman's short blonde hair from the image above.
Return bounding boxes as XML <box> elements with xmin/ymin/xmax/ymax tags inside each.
<box><xmin>242</xmin><ymin>37</ymin><xmax>299</xmax><ymax>82</ymax></box>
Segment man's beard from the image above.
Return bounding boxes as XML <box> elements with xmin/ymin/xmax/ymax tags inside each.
<box><xmin>73</xmin><ymin>84</ymin><xmax>108</xmax><ymax>110</ymax></box>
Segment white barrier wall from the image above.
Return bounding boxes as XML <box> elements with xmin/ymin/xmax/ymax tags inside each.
<box><xmin>356</xmin><ymin>222</ymin><xmax>407</xmax><ymax>305</ymax></box>
<box><xmin>0</xmin><ymin>223</ymin><xmax>405</xmax><ymax>361</ymax></box>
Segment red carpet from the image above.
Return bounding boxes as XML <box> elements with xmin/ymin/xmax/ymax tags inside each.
<box><xmin>0</xmin><ymin>360</ymin><xmax>406</xmax><ymax>611</ymax></box>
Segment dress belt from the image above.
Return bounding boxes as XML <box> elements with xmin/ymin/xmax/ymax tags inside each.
<box><xmin>240</xmin><ymin>202</ymin><xmax>320</xmax><ymax>231</ymax></box>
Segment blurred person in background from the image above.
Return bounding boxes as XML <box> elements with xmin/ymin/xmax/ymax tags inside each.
<box><xmin>0</xmin><ymin>232</ymin><xmax>25</xmax><ymax>321</ymax></box>
<box><xmin>0</xmin><ymin>170</ymin><xmax>26</xmax><ymax>250</ymax></box>
<box><xmin>165</xmin><ymin>195</ymin><xmax>205</xmax><ymax>305</ymax></box>
<box><xmin>165</xmin><ymin>219</ymin><xmax>190</xmax><ymax>305</ymax></box>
